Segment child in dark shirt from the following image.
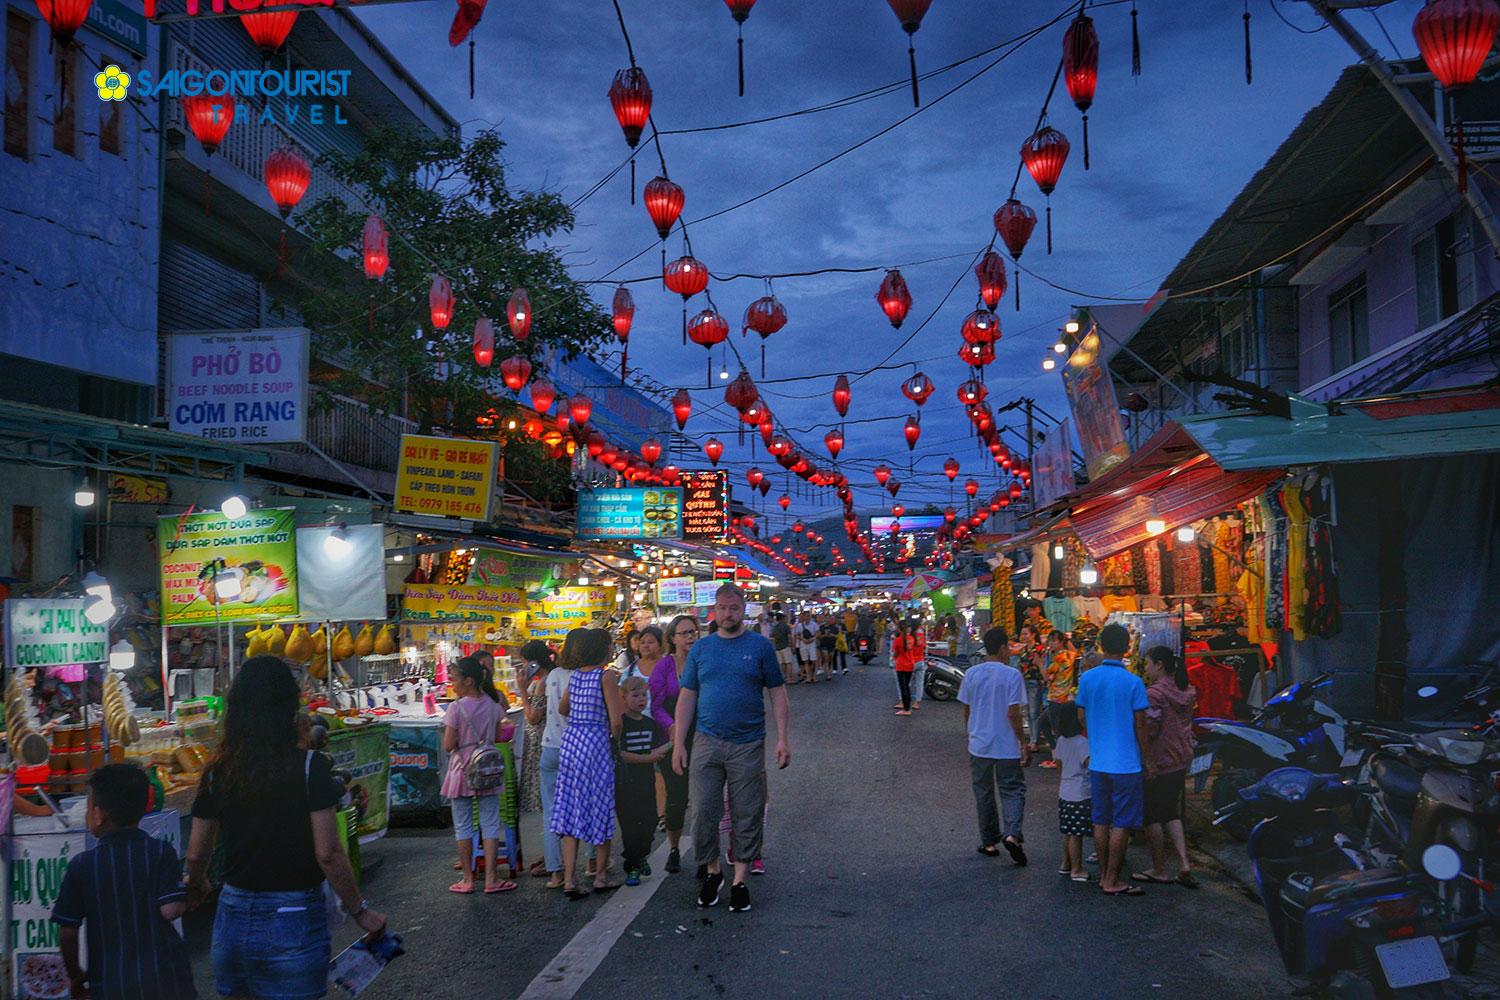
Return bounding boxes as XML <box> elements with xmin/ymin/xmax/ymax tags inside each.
<box><xmin>616</xmin><ymin>676</ymin><xmax>670</xmax><ymax>885</ymax></box>
<box><xmin>53</xmin><ymin>763</ymin><xmax>196</xmax><ymax>1000</ymax></box>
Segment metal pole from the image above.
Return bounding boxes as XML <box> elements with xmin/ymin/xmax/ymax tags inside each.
<box><xmin>1306</xmin><ymin>0</ymin><xmax>1500</xmax><ymax>260</ymax></box>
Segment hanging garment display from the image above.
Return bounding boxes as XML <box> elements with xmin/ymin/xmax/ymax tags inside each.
<box><xmin>1143</xmin><ymin>540</ymin><xmax>1163</xmax><ymax>595</ymax></box>
<box><xmin>1185</xmin><ymin>640</ymin><xmax>1241</xmax><ymax>719</ymax></box>
<box><xmin>1302</xmin><ymin>475</ymin><xmax>1341</xmax><ymax>639</ymax></box>
<box><xmin>992</xmin><ymin>560</ymin><xmax>1016</xmax><ymax>636</ymax></box>
<box><xmin>1042</xmin><ymin>594</ymin><xmax>1078</xmax><ymax>633</ymax></box>
<box><xmin>1131</xmin><ymin>545</ymin><xmax>1150</xmax><ymax>593</ymax></box>
<box><xmin>1030</xmin><ymin>543</ymin><xmax>1052</xmax><ymax>592</ymax></box>
<box><xmin>1261</xmin><ymin>484</ymin><xmax>1287</xmax><ymax>633</ymax></box>
<box><xmin>1157</xmin><ymin>538</ymin><xmax>1174</xmax><ymax>597</ymax></box>
<box><xmin>1281</xmin><ymin>482</ymin><xmax>1309</xmax><ymax>642</ymax></box>
<box><xmin>1171</xmin><ymin>533</ymin><xmax>1202</xmax><ymax>596</ymax></box>
<box><xmin>1073</xmin><ymin>594</ymin><xmax>1106</xmax><ymax>623</ymax></box>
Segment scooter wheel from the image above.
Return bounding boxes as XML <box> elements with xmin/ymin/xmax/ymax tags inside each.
<box><xmin>1211</xmin><ymin>771</ymin><xmax>1258</xmax><ymax>842</ymax></box>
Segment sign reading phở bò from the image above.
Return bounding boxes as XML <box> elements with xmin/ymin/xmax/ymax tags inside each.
<box><xmin>157</xmin><ymin>509</ymin><xmax>299</xmax><ymax>626</ymax></box>
<box><xmin>679</xmin><ymin>471</ymin><xmax>729</xmax><ymax>542</ymax></box>
<box><xmin>576</xmin><ymin>488</ymin><xmax>683</xmax><ymax>540</ymax></box>
<box><xmin>4</xmin><ymin>600</ymin><xmax>108</xmax><ymax>670</ymax></box>
<box><xmin>167</xmin><ymin>328</ymin><xmax>309</xmax><ymax>443</ymax></box>
<box><xmin>393</xmin><ymin>434</ymin><xmax>498</xmax><ymax>522</ymax></box>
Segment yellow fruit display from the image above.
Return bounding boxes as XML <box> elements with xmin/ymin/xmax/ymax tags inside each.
<box><xmin>265</xmin><ymin>625</ymin><xmax>288</xmax><ymax>656</ymax></box>
<box><xmin>311</xmin><ymin>626</ymin><xmax>327</xmax><ymax>656</ymax></box>
<box><xmin>332</xmin><ymin>626</ymin><xmax>355</xmax><ymax>661</ymax></box>
<box><xmin>309</xmin><ymin>649</ymin><xmax>328</xmax><ymax>681</ymax></box>
<box><xmin>285</xmin><ymin>624</ymin><xmax>313</xmax><ymax>663</ymax></box>
<box><xmin>374</xmin><ymin>624</ymin><xmax>396</xmax><ymax>656</ymax></box>
<box><xmin>354</xmin><ymin>624</ymin><xmax>375</xmax><ymax>658</ymax></box>
<box><xmin>244</xmin><ymin>625</ymin><xmax>267</xmax><ymax>658</ymax></box>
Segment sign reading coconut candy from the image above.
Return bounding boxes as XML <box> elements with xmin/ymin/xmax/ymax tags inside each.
<box><xmin>167</xmin><ymin>328</ymin><xmax>309</xmax><ymax>443</ymax></box>
<box><xmin>4</xmin><ymin>599</ymin><xmax>108</xmax><ymax>670</ymax></box>
<box><xmin>679</xmin><ymin>470</ymin><xmax>729</xmax><ymax>542</ymax></box>
<box><xmin>655</xmin><ymin>576</ymin><xmax>696</xmax><ymax>605</ymax></box>
<box><xmin>157</xmin><ymin>508</ymin><xmax>300</xmax><ymax>626</ymax></box>
<box><xmin>393</xmin><ymin>434</ymin><xmax>499</xmax><ymax>522</ymax></box>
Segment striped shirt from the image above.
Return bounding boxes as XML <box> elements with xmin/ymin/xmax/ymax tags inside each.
<box><xmin>51</xmin><ymin>828</ymin><xmax>196</xmax><ymax>1000</ymax></box>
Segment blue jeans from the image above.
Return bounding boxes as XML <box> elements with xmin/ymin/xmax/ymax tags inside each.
<box><xmin>540</xmin><ymin>743</ymin><xmax>562</xmax><ymax>873</ymax></box>
<box><xmin>909</xmin><ymin>661</ymin><xmax>926</xmax><ymax>704</ymax></box>
<box><xmin>213</xmin><ymin>885</ymin><xmax>330</xmax><ymax>1000</ymax></box>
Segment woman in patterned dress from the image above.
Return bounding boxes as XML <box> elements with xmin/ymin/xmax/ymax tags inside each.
<box><xmin>518</xmin><ymin>641</ymin><xmax>553</xmax><ymax>824</ymax></box>
<box><xmin>549</xmin><ymin>627</ymin><xmax>624</xmax><ymax>899</ymax></box>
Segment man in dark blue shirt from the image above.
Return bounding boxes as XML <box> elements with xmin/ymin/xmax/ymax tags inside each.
<box><xmin>52</xmin><ymin>763</ymin><xmax>196</xmax><ymax>999</ymax></box>
<box><xmin>674</xmin><ymin>583</ymin><xmax>791</xmax><ymax>913</ymax></box>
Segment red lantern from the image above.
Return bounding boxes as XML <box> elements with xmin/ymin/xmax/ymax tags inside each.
<box><xmin>901</xmin><ymin>372</ymin><xmax>934</xmax><ymax>406</ymax></box>
<box><xmin>943</xmin><ymin>457</ymin><xmax>960</xmax><ymax>480</ymax></box>
<box><xmin>473</xmin><ymin>317</ymin><xmax>495</xmax><ymax>368</ymax></box>
<box><xmin>1063</xmin><ymin>12</ymin><xmax>1099</xmax><ymax>170</ymax></box>
<box><xmin>672</xmin><ymin>388</ymin><xmax>692</xmax><ymax>430</ymax></box>
<box><xmin>664</xmin><ymin>256</ymin><xmax>709</xmax><ymax>299</ymax></box>
<box><xmin>887</xmin><ymin>477</ymin><xmax>900</xmax><ymax>498</ymax></box>
<box><xmin>831</xmin><ymin>374</ymin><xmax>852</xmax><ymax>418</ymax></box>
<box><xmin>530</xmin><ymin>378</ymin><xmax>555</xmax><ymax>415</ymax></box>
<box><xmin>892</xmin><ymin>503</ymin><xmax>906</xmax><ymax>519</ymax></box>
<box><xmin>611</xmin><ymin>286</ymin><xmax>634</xmax><ymax>341</ymax></box>
<box><xmin>608</xmin><ymin>67</ymin><xmax>652</xmax><ymax>148</ymax></box>
<box><xmin>724</xmin><ymin>368</ymin><xmax>758</xmax><ymax>413</ymax></box>
<box><xmin>361</xmin><ymin>214</ymin><xmax>388</xmax><ymax>280</ymax></box>
<box><xmin>944</xmin><ymin>507</ymin><xmax>957</xmax><ymax>523</ymax></box>
<box><xmin>181</xmin><ymin>94</ymin><xmax>235</xmax><ymax>157</ymax></box>
<box><xmin>1414</xmin><ymin>0</ymin><xmax>1500</xmax><ymax>90</ymax></box>
<box><xmin>873</xmin><ymin>464</ymin><xmax>891</xmax><ymax>486</ymax></box>
<box><xmin>903</xmin><ymin>416</ymin><xmax>921</xmax><ymax>450</ymax></box>
<box><xmin>957</xmin><ymin>378</ymin><xmax>988</xmax><ymax>406</ymax></box>
<box><xmin>778</xmin><ymin>494</ymin><xmax>791</xmax><ymax>511</ymax></box>
<box><xmin>1009</xmin><ymin>481</ymin><xmax>1023</xmax><ymax>500</ymax></box>
<box><xmin>744</xmin><ymin>294</ymin><xmax>787</xmax><ymax>374</ymax></box>
<box><xmin>1021</xmin><ymin>125</ymin><xmax>1069</xmax><ymax>254</ymax></box>
<box><xmin>568</xmin><ymin>396</ymin><xmax>593</xmax><ymax>425</ymax></box>
<box><xmin>499</xmin><ymin>355</ymin><xmax>531</xmax><ymax>392</ymax></box>
<box><xmin>35</xmin><ymin>0</ymin><xmax>92</xmax><ymax>45</ymax></box>
<box><xmin>241</xmin><ymin>10</ymin><xmax>297</xmax><ymax>58</ymax></box>
<box><xmin>759</xmin><ymin>411</ymin><xmax>775</xmax><ymax>447</ymax></box>
<box><xmin>824</xmin><ymin>428</ymin><xmax>844</xmax><ymax>459</ymax></box>
<box><xmin>886</xmin><ymin>0</ymin><xmax>934</xmax><ymax>105</ymax></box>
<box><xmin>263</xmin><ymin>146</ymin><xmax>311</xmax><ymax>220</ymax></box>
<box><xmin>506</xmin><ymin>288</ymin><xmax>532</xmax><ymax>341</ymax></box>
<box><xmin>688</xmin><ymin>309</ymin><xmax>729</xmax><ymax>350</ymax></box>
<box><xmin>958</xmin><ymin>340</ymin><xmax>996</xmax><ymax>368</ymax></box>
<box><xmin>876</xmin><ymin>270</ymin><xmax>913</xmax><ymax>329</ymax></box>
<box><xmin>704</xmin><ymin>437</ymin><xmax>725</xmax><ymax>466</ymax></box>
<box><xmin>746</xmin><ymin>467</ymin><xmax>764</xmax><ymax>489</ymax></box>
<box><xmin>428</xmin><ymin>274</ymin><xmax>455</xmax><ymax>331</ymax></box>
<box><xmin>792</xmin><ymin>521</ymin><xmax>805</xmax><ymax>534</ymax></box>
<box><xmin>974</xmin><ymin>251</ymin><xmax>1007</xmax><ymax>310</ymax></box>
<box><xmin>724</xmin><ymin>0</ymin><xmax>758</xmax><ymax>96</ymax></box>
<box><xmin>643</xmin><ymin>176</ymin><xmax>684</xmax><ymax>239</ymax></box>
<box><xmin>964</xmin><ymin>478</ymin><xmax>979</xmax><ymax>497</ymax></box>
<box><xmin>641</xmin><ymin>438</ymin><xmax>662</xmax><ymax>465</ymax></box>
<box><xmin>961</xmin><ymin>309</ymin><xmax>1001</xmax><ymax>345</ymax></box>
<box><xmin>994</xmin><ymin>198</ymin><xmax>1039</xmax><ymax>308</ymax></box>
<box><xmin>768</xmin><ymin>435</ymin><xmax>793</xmax><ymax>458</ymax></box>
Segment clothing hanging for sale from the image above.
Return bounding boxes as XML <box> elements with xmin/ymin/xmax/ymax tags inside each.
<box><xmin>1302</xmin><ymin>475</ymin><xmax>1341</xmax><ymax>639</ymax></box>
<box><xmin>1171</xmin><ymin>533</ymin><xmax>1202</xmax><ymax>596</ymax></box>
<box><xmin>1185</xmin><ymin>642</ymin><xmax>1241</xmax><ymax>719</ymax></box>
<box><xmin>1143</xmin><ymin>541</ymin><xmax>1163</xmax><ymax>595</ymax></box>
<box><xmin>1042</xmin><ymin>595</ymin><xmax>1078</xmax><ymax>633</ymax></box>
<box><xmin>1262</xmin><ymin>483</ymin><xmax>1287</xmax><ymax>633</ymax></box>
<box><xmin>1030</xmin><ymin>543</ymin><xmax>1052</xmax><ymax>592</ymax></box>
<box><xmin>992</xmin><ymin>563</ymin><xmax>1015</xmax><ymax>636</ymax></box>
<box><xmin>1281</xmin><ymin>483</ymin><xmax>1309</xmax><ymax>641</ymax></box>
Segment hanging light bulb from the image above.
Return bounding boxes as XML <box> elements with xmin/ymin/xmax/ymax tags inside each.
<box><xmin>1052</xmin><ymin>543</ymin><xmax>1065</xmax><ymax>560</ymax></box>
<box><xmin>323</xmin><ymin>524</ymin><xmax>353</xmax><ymax>559</ymax></box>
<box><xmin>108</xmin><ymin>639</ymin><xmax>136</xmax><ymax>671</ymax></box>
<box><xmin>1065</xmin><ymin>319</ymin><xmax>1081</xmax><ymax>335</ymax></box>
<box><xmin>718</xmin><ymin>364</ymin><xmax>730</xmax><ymax>381</ymax></box>
<box><xmin>74</xmin><ymin>480</ymin><xmax>96</xmax><ymax>507</ymax></box>
<box><xmin>1079</xmin><ymin>565</ymin><xmax>1099</xmax><ymax>586</ymax></box>
<box><xmin>1053</xmin><ymin>340</ymin><xmax>1068</xmax><ymax>354</ymax></box>
<box><xmin>221</xmin><ymin>495</ymin><xmax>248</xmax><ymax>520</ymax></box>
<box><xmin>1146</xmin><ymin>518</ymin><xmax>1166</xmax><ymax>536</ymax></box>
<box><xmin>1042</xmin><ymin>358</ymin><xmax>1056</xmax><ymax>371</ymax></box>
<box><xmin>82</xmin><ymin>572</ymin><xmax>112</xmax><ymax>605</ymax></box>
<box><xmin>1177</xmin><ymin>525</ymin><xmax>1196</xmax><ymax>543</ymax></box>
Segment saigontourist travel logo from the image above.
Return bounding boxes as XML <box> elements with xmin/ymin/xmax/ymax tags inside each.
<box><xmin>95</xmin><ymin>64</ymin><xmax>131</xmax><ymax>101</ymax></box>
<box><xmin>104</xmin><ymin>67</ymin><xmax>352</xmax><ymax>126</ymax></box>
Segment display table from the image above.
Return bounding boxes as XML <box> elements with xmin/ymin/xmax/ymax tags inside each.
<box><xmin>326</xmin><ymin>723</ymin><xmax>391</xmax><ymax>844</ymax></box>
<box><xmin>387</xmin><ymin>716</ymin><xmax>448</xmax><ymax>824</ymax></box>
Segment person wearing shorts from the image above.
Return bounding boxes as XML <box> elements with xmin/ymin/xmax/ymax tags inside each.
<box><xmin>1075</xmin><ymin>624</ymin><xmax>1149</xmax><ymax>897</ymax></box>
<box><xmin>1136</xmin><ymin>646</ymin><xmax>1199</xmax><ymax>888</ymax></box>
<box><xmin>770</xmin><ymin>614</ymin><xmax>796</xmax><ymax>684</ymax></box>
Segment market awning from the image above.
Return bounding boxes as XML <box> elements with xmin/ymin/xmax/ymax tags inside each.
<box><xmin>1001</xmin><ymin>511</ymin><xmax>1073</xmax><ymax>552</ymax></box>
<box><xmin>1062</xmin><ymin>424</ymin><xmax>1282</xmax><ymax>559</ymax></box>
<box><xmin>1179</xmin><ymin>387</ymin><xmax>1500</xmax><ymax>471</ymax></box>
<box><xmin>724</xmin><ymin>547</ymin><xmax>783</xmax><ymax>580</ymax></box>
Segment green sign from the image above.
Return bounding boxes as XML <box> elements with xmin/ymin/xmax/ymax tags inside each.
<box><xmin>157</xmin><ymin>508</ymin><xmax>300</xmax><ymax>626</ymax></box>
<box><xmin>328</xmin><ymin>724</ymin><xmax>391</xmax><ymax>842</ymax></box>
<box><xmin>4</xmin><ymin>599</ymin><xmax>108</xmax><ymax>670</ymax></box>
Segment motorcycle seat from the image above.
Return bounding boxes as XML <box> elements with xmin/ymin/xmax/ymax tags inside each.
<box><xmin>1301</xmin><ymin>867</ymin><xmax>1415</xmax><ymax>907</ymax></box>
<box><xmin>1370</xmin><ymin>756</ymin><xmax>1422</xmax><ymax>805</ymax></box>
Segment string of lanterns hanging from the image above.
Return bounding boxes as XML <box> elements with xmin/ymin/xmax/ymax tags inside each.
<box><xmin>1019</xmin><ymin>122</ymin><xmax>1070</xmax><ymax>254</ymax></box>
<box><xmin>1062</xmin><ymin>10</ymin><xmax>1099</xmax><ymax>170</ymax></box>
<box><xmin>607</xmin><ymin>66</ymin><xmax>653</xmax><ymax>201</ymax></box>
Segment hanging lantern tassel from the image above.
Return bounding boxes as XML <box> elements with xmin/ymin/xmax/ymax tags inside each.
<box><xmin>1015</xmin><ymin>268</ymin><xmax>1021</xmax><ymax>311</ymax></box>
<box><xmin>277</xmin><ymin>227</ymin><xmax>287</xmax><ymax>275</ymax></box>
<box><xmin>681</xmin><ymin>303</ymin><xmax>687</xmax><ymax>346</ymax></box>
<box><xmin>1457</xmin><ymin>121</ymin><xmax>1469</xmax><ymax>195</ymax></box>
<box><xmin>738</xmin><ymin>24</ymin><xmax>746</xmax><ymax>97</ymax></box>
<box><xmin>468</xmin><ymin>40</ymin><xmax>475</xmax><ymax>99</ymax></box>
<box><xmin>761</xmin><ymin>341</ymin><xmax>766</xmax><ymax>378</ymax></box>
<box><xmin>367</xmin><ymin>292</ymin><xmax>374</xmax><ymax>333</ymax></box>
<box><xmin>1243</xmin><ymin>2</ymin><xmax>1252</xmax><ymax>86</ymax></box>
<box><xmin>1082</xmin><ymin>114</ymin><xmax>1090</xmax><ymax>171</ymax></box>
<box><xmin>1045</xmin><ymin>203</ymin><xmax>1053</xmax><ymax>255</ymax></box>
<box><xmin>621</xmin><ymin>344</ymin><xmax>628</xmax><ymax>383</ymax></box>
<box><xmin>1132</xmin><ymin>1</ymin><xmax>1141</xmax><ymax>78</ymax></box>
<box><xmin>630</xmin><ymin>157</ymin><xmax>636</xmax><ymax>205</ymax></box>
<box><xmin>907</xmin><ymin>34</ymin><xmax>920</xmax><ymax>107</ymax></box>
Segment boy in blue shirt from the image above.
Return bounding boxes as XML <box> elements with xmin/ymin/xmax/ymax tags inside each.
<box><xmin>1075</xmin><ymin>624</ymin><xmax>1149</xmax><ymax>897</ymax></box>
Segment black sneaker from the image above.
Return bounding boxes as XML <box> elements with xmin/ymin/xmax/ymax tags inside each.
<box><xmin>698</xmin><ymin>870</ymin><xmax>725</xmax><ymax>908</ymax></box>
<box><xmin>640</xmin><ymin>859</ymin><xmax>653</xmax><ymax>877</ymax></box>
<box><xmin>729</xmin><ymin>881</ymin><xmax>751</xmax><ymax>912</ymax></box>
<box><xmin>665</xmin><ymin>849</ymin><xmax>681</xmax><ymax>874</ymax></box>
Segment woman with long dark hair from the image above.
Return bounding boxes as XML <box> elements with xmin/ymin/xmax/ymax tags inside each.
<box><xmin>1135</xmin><ymin>645</ymin><xmax>1199</xmax><ymax>888</ymax></box>
<box><xmin>519</xmin><ymin>639</ymin><xmax>554</xmax><ymax>822</ymax></box>
<box><xmin>551</xmin><ymin>628</ymin><xmax>624</xmax><ymax>898</ymax></box>
<box><xmin>648</xmin><ymin>614</ymin><xmax>698</xmax><ymax>873</ymax></box>
<box><xmin>186</xmin><ymin>656</ymin><xmax>387</xmax><ymax>1000</ymax></box>
<box><xmin>537</xmin><ymin>631</ymin><xmax>583</xmax><ymax>889</ymax></box>
<box><xmin>442</xmin><ymin>656</ymin><xmax>514</xmax><ymax>894</ymax></box>
<box><xmin>892</xmin><ymin>620</ymin><xmax>924</xmax><ymax>715</ymax></box>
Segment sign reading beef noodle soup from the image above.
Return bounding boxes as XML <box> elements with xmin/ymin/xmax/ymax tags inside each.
<box><xmin>679</xmin><ymin>470</ymin><xmax>729</xmax><ymax>542</ymax></box>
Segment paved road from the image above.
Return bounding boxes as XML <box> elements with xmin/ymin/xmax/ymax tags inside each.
<box><xmin>187</xmin><ymin>658</ymin><xmax>1286</xmax><ymax>999</ymax></box>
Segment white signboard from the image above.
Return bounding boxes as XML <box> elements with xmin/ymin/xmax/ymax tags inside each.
<box><xmin>694</xmin><ymin>581</ymin><xmax>721</xmax><ymax>606</ymax></box>
<box><xmin>294</xmin><ymin>525</ymin><xmax>387</xmax><ymax>623</ymax></box>
<box><xmin>656</xmin><ymin>576</ymin><xmax>695</xmax><ymax>605</ymax></box>
<box><xmin>4</xmin><ymin>599</ymin><xmax>108</xmax><ymax>670</ymax></box>
<box><xmin>167</xmin><ymin>327</ymin><xmax>309</xmax><ymax>443</ymax></box>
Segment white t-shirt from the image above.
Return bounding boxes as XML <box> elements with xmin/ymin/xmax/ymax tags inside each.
<box><xmin>1053</xmin><ymin>734</ymin><xmax>1091</xmax><ymax>802</ymax></box>
<box><xmin>542</xmin><ymin>668</ymin><xmax>572</xmax><ymax>749</ymax></box>
<box><xmin>957</xmin><ymin>660</ymin><xmax>1027</xmax><ymax>759</ymax></box>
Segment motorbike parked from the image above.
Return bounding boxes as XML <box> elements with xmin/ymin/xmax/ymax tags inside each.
<box><xmin>1193</xmin><ymin>673</ymin><xmax>1349</xmax><ymax>840</ymax></box>
<box><xmin>923</xmin><ymin>656</ymin><xmax>966</xmax><ymax>702</ymax></box>
<box><xmin>1215</xmin><ymin>767</ymin><xmax>1453</xmax><ymax>999</ymax></box>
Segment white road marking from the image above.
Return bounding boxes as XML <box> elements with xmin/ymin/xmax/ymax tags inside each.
<box><xmin>517</xmin><ymin>837</ymin><xmax>686</xmax><ymax>1000</ymax></box>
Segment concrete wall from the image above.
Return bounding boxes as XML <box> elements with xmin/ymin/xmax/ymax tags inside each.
<box><xmin>0</xmin><ymin>3</ymin><xmax>160</xmax><ymax>388</ymax></box>
<box><xmin>0</xmin><ymin>466</ymin><xmax>80</xmax><ymax>585</ymax></box>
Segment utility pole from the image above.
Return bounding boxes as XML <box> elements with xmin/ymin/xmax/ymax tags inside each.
<box><xmin>1305</xmin><ymin>0</ymin><xmax>1500</xmax><ymax>260</ymax></box>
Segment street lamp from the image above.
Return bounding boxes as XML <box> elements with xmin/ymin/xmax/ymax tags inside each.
<box><xmin>1064</xmin><ymin>319</ymin><xmax>1081</xmax><ymax>335</ymax></box>
<box><xmin>74</xmin><ymin>481</ymin><xmax>96</xmax><ymax>507</ymax></box>
<box><xmin>1042</xmin><ymin>358</ymin><xmax>1056</xmax><ymax>371</ymax></box>
<box><xmin>221</xmin><ymin>495</ymin><xmax>248</xmax><ymax>520</ymax></box>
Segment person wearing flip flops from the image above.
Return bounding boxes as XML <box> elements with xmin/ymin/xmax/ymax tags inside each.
<box><xmin>441</xmin><ymin>657</ymin><xmax>517</xmax><ymax>895</ymax></box>
<box><xmin>959</xmin><ymin>627</ymin><xmax>1030</xmax><ymax>866</ymax></box>
<box><xmin>1050</xmin><ymin>704</ymin><xmax>1092</xmax><ymax>882</ymax></box>
<box><xmin>1132</xmin><ymin>646</ymin><xmax>1200</xmax><ymax>890</ymax></box>
<box><xmin>1075</xmin><ymin>624</ymin><xmax>1151</xmax><ymax>897</ymax></box>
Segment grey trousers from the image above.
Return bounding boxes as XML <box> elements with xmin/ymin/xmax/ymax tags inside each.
<box><xmin>971</xmin><ymin>755</ymin><xmax>1026</xmax><ymax>846</ymax></box>
<box><xmin>689</xmin><ymin>731</ymin><xmax>767</xmax><ymax>870</ymax></box>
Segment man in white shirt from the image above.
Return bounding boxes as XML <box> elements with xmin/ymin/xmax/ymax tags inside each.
<box><xmin>958</xmin><ymin>627</ymin><xmax>1031</xmax><ymax>865</ymax></box>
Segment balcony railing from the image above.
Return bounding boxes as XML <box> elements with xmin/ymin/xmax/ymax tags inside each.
<box><xmin>280</xmin><ymin>390</ymin><xmax>416</xmax><ymax>475</ymax></box>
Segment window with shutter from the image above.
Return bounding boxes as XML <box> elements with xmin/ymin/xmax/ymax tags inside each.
<box><xmin>1413</xmin><ymin>216</ymin><xmax>1460</xmax><ymax>329</ymax></box>
<box><xmin>4</xmin><ymin>10</ymin><xmax>31</xmax><ymax>158</ymax></box>
<box><xmin>1328</xmin><ymin>275</ymin><xmax>1369</xmax><ymax>372</ymax></box>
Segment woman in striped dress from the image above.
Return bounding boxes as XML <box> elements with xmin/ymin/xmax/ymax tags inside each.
<box><xmin>549</xmin><ymin>627</ymin><xmax>623</xmax><ymax>899</ymax></box>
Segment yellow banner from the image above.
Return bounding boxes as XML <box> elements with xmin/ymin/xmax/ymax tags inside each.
<box><xmin>526</xmin><ymin>586</ymin><xmax>617</xmax><ymax>641</ymax></box>
<box><xmin>401</xmin><ymin>583</ymin><xmax>527</xmax><ymax>645</ymax></box>
<box><xmin>393</xmin><ymin>434</ymin><xmax>498</xmax><ymax>521</ymax></box>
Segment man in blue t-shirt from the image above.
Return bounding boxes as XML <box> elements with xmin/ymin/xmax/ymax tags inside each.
<box><xmin>1076</xmin><ymin>623</ymin><xmax>1149</xmax><ymax>896</ymax></box>
<box><xmin>674</xmin><ymin>583</ymin><xmax>791</xmax><ymax>914</ymax></box>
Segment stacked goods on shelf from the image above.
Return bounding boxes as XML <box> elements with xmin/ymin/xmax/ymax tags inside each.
<box><xmin>4</xmin><ymin>674</ymin><xmax>50</xmax><ymax>767</ymax></box>
<box><xmin>103</xmin><ymin>673</ymin><xmax>141</xmax><ymax>748</ymax></box>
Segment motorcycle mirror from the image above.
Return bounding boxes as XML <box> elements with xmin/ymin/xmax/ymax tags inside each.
<box><xmin>1416</xmin><ymin>685</ymin><xmax>1439</xmax><ymax>699</ymax></box>
<box><xmin>1421</xmin><ymin>844</ymin><xmax>1462</xmax><ymax>882</ymax></box>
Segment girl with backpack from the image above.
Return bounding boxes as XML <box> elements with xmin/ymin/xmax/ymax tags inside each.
<box><xmin>442</xmin><ymin>656</ymin><xmax>515</xmax><ymax>894</ymax></box>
